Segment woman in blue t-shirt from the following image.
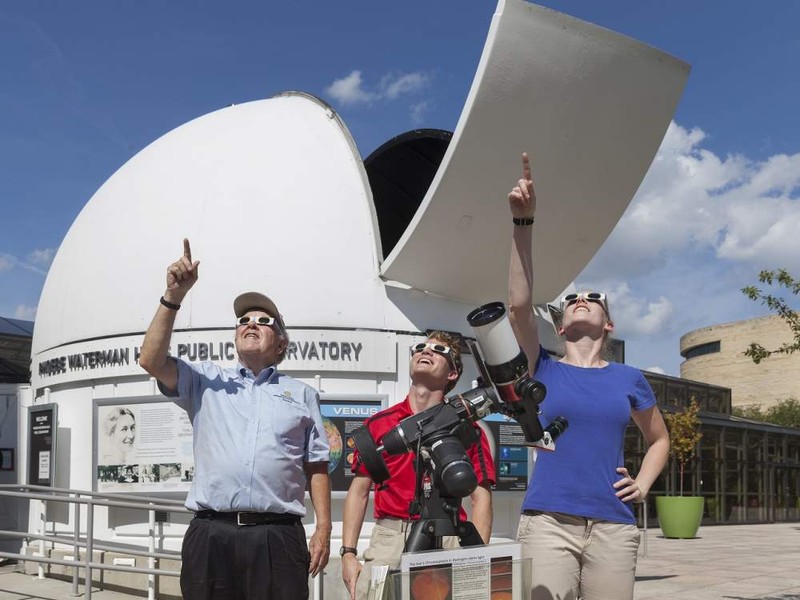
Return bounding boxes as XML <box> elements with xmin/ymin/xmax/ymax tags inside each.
<box><xmin>506</xmin><ymin>152</ymin><xmax>670</xmax><ymax>600</ymax></box>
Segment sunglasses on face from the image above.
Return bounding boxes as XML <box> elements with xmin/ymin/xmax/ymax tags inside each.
<box><xmin>560</xmin><ymin>292</ymin><xmax>609</xmax><ymax>314</ymax></box>
<box><xmin>410</xmin><ymin>342</ymin><xmax>456</xmax><ymax>367</ymax></box>
<box><xmin>236</xmin><ymin>315</ymin><xmax>276</xmax><ymax>327</ymax></box>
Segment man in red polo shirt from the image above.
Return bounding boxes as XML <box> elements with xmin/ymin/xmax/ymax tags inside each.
<box><xmin>340</xmin><ymin>331</ymin><xmax>495</xmax><ymax>600</ymax></box>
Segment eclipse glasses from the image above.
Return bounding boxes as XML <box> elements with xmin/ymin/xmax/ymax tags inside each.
<box><xmin>236</xmin><ymin>315</ymin><xmax>276</xmax><ymax>327</ymax></box>
<box><xmin>560</xmin><ymin>292</ymin><xmax>608</xmax><ymax>314</ymax></box>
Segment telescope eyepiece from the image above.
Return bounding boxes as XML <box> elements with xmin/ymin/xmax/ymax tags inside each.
<box><xmin>514</xmin><ymin>376</ymin><xmax>547</xmax><ymax>405</ymax></box>
<box><xmin>545</xmin><ymin>416</ymin><xmax>568</xmax><ymax>441</ymax></box>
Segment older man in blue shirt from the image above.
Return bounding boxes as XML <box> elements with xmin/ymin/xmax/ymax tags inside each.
<box><xmin>140</xmin><ymin>239</ymin><xmax>331</xmax><ymax>600</ymax></box>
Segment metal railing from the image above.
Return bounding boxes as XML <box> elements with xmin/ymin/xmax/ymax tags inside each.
<box><xmin>0</xmin><ymin>484</ymin><xmax>191</xmax><ymax>599</ymax></box>
<box><xmin>640</xmin><ymin>498</ymin><xmax>649</xmax><ymax>558</ymax></box>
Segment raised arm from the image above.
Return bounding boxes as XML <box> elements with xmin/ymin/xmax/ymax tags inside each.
<box><xmin>139</xmin><ymin>239</ymin><xmax>199</xmax><ymax>393</ymax></box>
<box><xmin>508</xmin><ymin>152</ymin><xmax>540</xmax><ymax>373</ymax></box>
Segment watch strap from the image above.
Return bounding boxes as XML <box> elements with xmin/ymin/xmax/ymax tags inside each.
<box><xmin>160</xmin><ymin>296</ymin><xmax>181</xmax><ymax>310</ymax></box>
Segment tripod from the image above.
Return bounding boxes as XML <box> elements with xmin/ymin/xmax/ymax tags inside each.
<box><xmin>403</xmin><ymin>455</ymin><xmax>485</xmax><ymax>553</ymax></box>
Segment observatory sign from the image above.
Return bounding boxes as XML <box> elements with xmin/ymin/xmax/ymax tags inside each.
<box><xmin>36</xmin><ymin>329</ymin><xmax>397</xmax><ymax>387</ymax></box>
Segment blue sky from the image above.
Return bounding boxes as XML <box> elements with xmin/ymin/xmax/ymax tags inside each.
<box><xmin>1</xmin><ymin>1</ymin><xmax>799</xmax><ymax>375</ymax></box>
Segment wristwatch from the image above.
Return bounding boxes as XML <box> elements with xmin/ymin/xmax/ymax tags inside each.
<box><xmin>339</xmin><ymin>546</ymin><xmax>358</xmax><ymax>557</ymax></box>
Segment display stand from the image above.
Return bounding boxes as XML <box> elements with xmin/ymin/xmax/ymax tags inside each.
<box><xmin>377</xmin><ymin>553</ymin><xmax>532</xmax><ymax>600</ymax></box>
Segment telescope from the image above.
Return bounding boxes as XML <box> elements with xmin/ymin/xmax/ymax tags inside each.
<box><xmin>353</xmin><ymin>302</ymin><xmax>568</xmax><ymax>498</ymax></box>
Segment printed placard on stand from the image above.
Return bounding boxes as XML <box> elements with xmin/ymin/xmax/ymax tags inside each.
<box><xmin>28</xmin><ymin>403</ymin><xmax>58</xmax><ymax>486</ymax></box>
<box><xmin>319</xmin><ymin>394</ymin><xmax>386</xmax><ymax>492</ymax></box>
<box><xmin>400</xmin><ymin>542</ymin><xmax>522</xmax><ymax>600</ymax></box>
<box><xmin>94</xmin><ymin>397</ymin><xmax>194</xmax><ymax>493</ymax></box>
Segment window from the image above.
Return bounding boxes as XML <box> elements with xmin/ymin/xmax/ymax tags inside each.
<box><xmin>682</xmin><ymin>341</ymin><xmax>721</xmax><ymax>359</ymax></box>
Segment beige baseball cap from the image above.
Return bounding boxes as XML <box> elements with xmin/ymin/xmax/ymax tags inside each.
<box><xmin>233</xmin><ymin>292</ymin><xmax>285</xmax><ymax>328</ymax></box>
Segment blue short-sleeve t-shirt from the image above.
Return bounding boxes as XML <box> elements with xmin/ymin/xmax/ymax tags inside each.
<box><xmin>521</xmin><ymin>349</ymin><xmax>656</xmax><ymax>524</ymax></box>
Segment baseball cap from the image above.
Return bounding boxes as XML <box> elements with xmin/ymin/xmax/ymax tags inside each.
<box><xmin>233</xmin><ymin>292</ymin><xmax>285</xmax><ymax>328</ymax></box>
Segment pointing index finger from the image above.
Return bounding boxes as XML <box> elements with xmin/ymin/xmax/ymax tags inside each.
<box><xmin>183</xmin><ymin>238</ymin><xmax>192</xmax><ymax>262</ymax></box>
<box><xmin>522</xmin><ymin>152</ymin><xmax>532</xmax><ymax>182</ymax></box>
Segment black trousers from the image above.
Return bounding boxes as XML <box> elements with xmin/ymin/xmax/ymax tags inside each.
<box><xmin>180</xmin><ymin>516</ymin><xmax>311</xmax><ymax>600</ymax></box>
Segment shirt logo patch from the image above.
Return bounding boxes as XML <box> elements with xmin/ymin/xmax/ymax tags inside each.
<box><xmin>276</xmin><ymin>390</ymin><xmax>299</xmax><ymax>405</ymax></box>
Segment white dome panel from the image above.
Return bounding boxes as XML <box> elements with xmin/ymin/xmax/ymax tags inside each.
<box><xmin>381</xmin><ymin>0</ymin><xmax>690</xmax><ymax>304</ymax></box>
<box><xmin>33</xmin><ymin>94</ymin><xmax>385</xmax><ymax>354</ymax></box>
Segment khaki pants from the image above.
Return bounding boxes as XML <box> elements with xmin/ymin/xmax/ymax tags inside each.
<box><xmin>517</xmin><ymin>511</ymin><xmax>640</xmax><ymax>600</ymax></box>
<box><xmin>354</xmin><ymin>519</ymin><xmax>460</xmax><ymax>600</ymax></box>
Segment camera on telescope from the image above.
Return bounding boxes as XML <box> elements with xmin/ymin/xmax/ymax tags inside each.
<box><xmin>352</xmin><ymin>302</ymin><xmax>569</xmax><ymax>500</ymax></box>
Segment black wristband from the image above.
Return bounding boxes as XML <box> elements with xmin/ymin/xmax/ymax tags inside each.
<box><xmin>160</xmin><ymin>296</ymin><xmax>181</xmax><ymax>311</ymax></box>
<box><xmin>339</xmin><ymin>546</ymin><xmax>358</xmax><ymax>557</ymax></box>
<box><xmin>513</xmin><ymin>216</ymin><xmax>535</xmax><ymax>226</ymax></box>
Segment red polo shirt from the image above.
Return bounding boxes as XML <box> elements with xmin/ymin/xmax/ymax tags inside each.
<box><xmin>352</xmin><ymin>396</ymin><xmax>496</xmax><ymax>520</ymax></box>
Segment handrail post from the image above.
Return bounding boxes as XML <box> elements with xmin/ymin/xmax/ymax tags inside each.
<box><xmin>148</xmin><ymin>505</ymin><xmax>156</xmax><ymax>600</ymax></box>
<box><xmin>85</xmin><ymin>499</ymin><xmax>94</xmax><ymax>600</ymax></box>
<box><xmin>71</xmin><ymin>492</ymin><xmax>81</xmax><ymax>596</ymax></box>
<box><xmin>37</xmin><ymin>500</ymin><xmax>45</xmax><ymax>579</ymax></box>
<box><xmin>642</xmin><ymin>499</ymin><xmax>648</xmax><ymax>558</ymax></box>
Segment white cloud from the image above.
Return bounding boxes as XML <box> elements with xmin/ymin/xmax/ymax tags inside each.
<box><xmin>644</xmin><ymin>366</ymin><xmax>667</xmax><ymax>375</ymax></box>
<box><xmin>0</xmin><ymin>251</ymin><xmax>48</xmax><ymax>276</ymax></box>
<box><xmin>324</xmin><ymin>69</ymin><xmax>432</xmax><ymax>117</ymax></box>
<box><xmin>0</xmin><ymin>255</ymin><xmax>13</xmax><ymax>272</ymax></box>
<box><xmin>585</xmin><ymin>122</ymin><xmax>800</xmax><ymax>281</ymax></box>
<box><xmin>324</xmin><ymin>70</ymin><xmax>375</xmax><ymax>106</ymax></box>
<box><xmin>381</xmin><ymin>72</ymin><xmax>429</xmax><ymax>100</ymax></box>
<box><xmin>576</xmin><ymin>120</ymin><xmax>800</xmax><ymax>375</ymax></box>
<box><xmin>14</xmin><ymin>304</ymin><xmax>36</xmax><ymax>320</ymax></box>
<box><xmin>27</xmin><ymin>247</ymin><xmax>55</xmax><ymax>267</ymax></box>
<box><xmin>410</xmin><ymin>101</ymin><xmax>430</xmax><ymax>126</ymax></box>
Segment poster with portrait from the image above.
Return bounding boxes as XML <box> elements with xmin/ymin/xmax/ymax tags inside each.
<box><xmin>319</xmin><ymin>394</ymin><xmax>385</xmax><ymax>492</ymax></box>
<box><xmin>95</xmin><ymin>399</ymin><xmax>194</xmax><ymax>493</ymax></box>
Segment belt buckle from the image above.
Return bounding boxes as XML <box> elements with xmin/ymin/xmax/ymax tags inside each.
<box><xmin>237</xmin><ymin>512</ymin><xmax>254</xmax><ymax>526</ymax></box>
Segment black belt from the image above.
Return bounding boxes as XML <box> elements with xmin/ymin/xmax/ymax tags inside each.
<box><xmin>195</xmin><ymin>510</ymin><xmax>301</xmax><ymax>526</ymax></box>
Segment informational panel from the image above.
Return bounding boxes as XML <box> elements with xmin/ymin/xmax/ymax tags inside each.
<box><xmin>319</xmin><ymin>394</ymin><xmax>386</xmax><ymax>492</ymax></box>
<box><xmin>400</xmin><ymin>542</ymin><xmax>523</xmax><ymax>600</ymax></box>
<box><xmin>95</xmin><ymin>398</ymin><xmax>194</xmax><ymax>493</ymax></box>
<box><xmin>28</xmin><ymin>403</ymin><xmax>57</xmax><ymax>487</ymax></box>
<box><xmin>480</xmin><ymin>414</ymin><xmax>529</xmax><ymax>491</ymax></box>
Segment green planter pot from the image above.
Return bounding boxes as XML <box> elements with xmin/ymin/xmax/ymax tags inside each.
<box><xmin>655</xmin><ymin>496</ymin><xmax>704</xmax><ymax>539</ymax></box>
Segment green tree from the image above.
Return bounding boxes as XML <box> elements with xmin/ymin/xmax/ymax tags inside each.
<box><xmin>731</xmin><ymin>404</ymin><xmax>767</xmax><ymax>422</ymax></box>
<box><xmin>664</xmin><ymin>398</ymin><xmax>703</xmax><ymax>496</ymax></box>
<box><xmin>741</xmin><ymin>268</ymin><xmax>800</xmax><ymax>364</ymax></box>
<box><xmin>767</xmin><ymin>398</ymin><xmax>800</xmax><ymax>428</ymax></box>
<box><xmin>734</xmin><ymin>399</ymin><xmax>800</xmax><ymax>429</ymax></box>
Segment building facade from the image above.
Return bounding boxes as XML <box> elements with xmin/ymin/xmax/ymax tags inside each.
<box><xmin>627</xmin><ymin>371</ymin><xmax>800</xmax><ymax>526</ymax></box>
<box><xmin>680</xmin><ymin>314</ymin><xmax>800</xmax><ymax>410</ymax></box>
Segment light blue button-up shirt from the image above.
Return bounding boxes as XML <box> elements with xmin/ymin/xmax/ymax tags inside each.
<box><xmin>159</xmin><ymin>358</ymin><xmax>329</xmax><ymax>515</ymax></box>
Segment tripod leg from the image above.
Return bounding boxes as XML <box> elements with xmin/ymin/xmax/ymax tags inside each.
<box><xmin>456</xmin><ymin>521</ymin><xmax>485</xmax><ymax>547</ymax></box>
<box><xmin>405</xmin><ymin>519</ymin><xmax>485</xmax><ymax>553</ymax></box>
<box><xmin>404</xmin><ymin>519</ymin><xmax>439</xmax><ymax>553</ymax></box>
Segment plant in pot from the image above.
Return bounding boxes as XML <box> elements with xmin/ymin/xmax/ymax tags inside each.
<box><xmin>656</xmin><ymin>397</ymin><xmax>704</xmax><ymax>538</ymax></box>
